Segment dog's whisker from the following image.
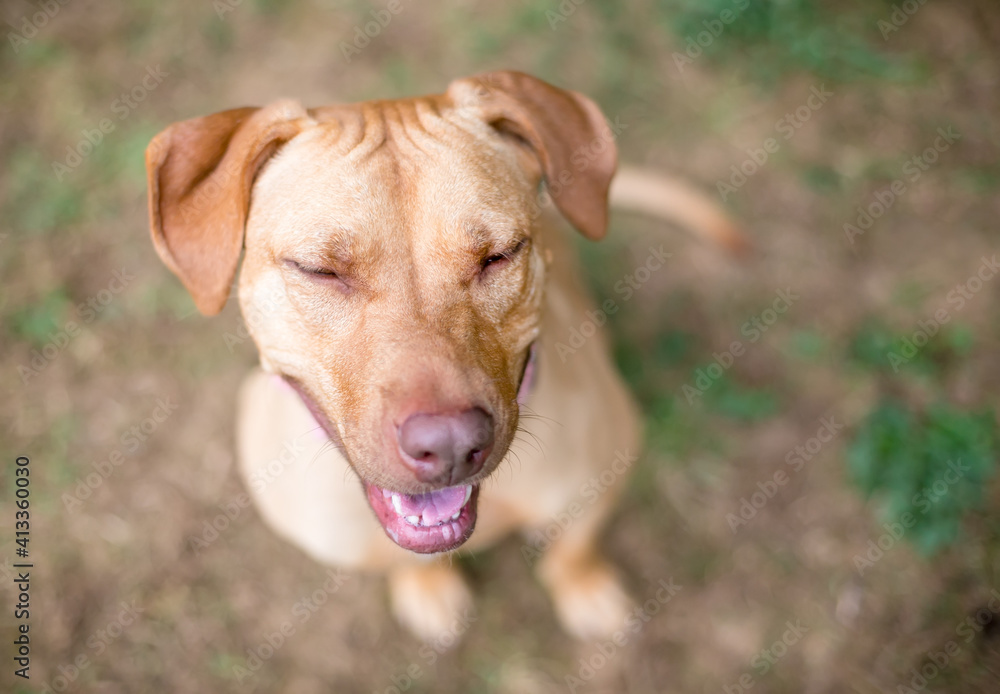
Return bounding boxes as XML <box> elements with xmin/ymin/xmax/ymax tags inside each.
<box><xmin>507</xmin><ymin>438</ymin><xmax>537</xmax><ymax>461</ymax></box>
<box><xmin>341</xmin><ymin>464</ymin><xmax>360</xmax><ymax>486</ymax></box>
<box><xmin>298</xmin><ymin>423</ymin><xmax>326</xmax><ymax>438</ymax></box>
<box><xmin>516</xmin><ymin>406</ymin><xmax>562</xmax><ymax>433</ymax></box>
<box><xmin>508</xmin><ymin>449</ymin><xmax>525</xmax><ymax>475</ymax></box>
<box><xmin>494</xmin><ymin>448</ymin><xmax>524</xmax><ymax>485</ymax></box>
<box><xmin>516</xmin><ymin>424</ymin><xmax>544</xmax><ymax>446</ymax></box>
<box><xmin>513</xmin><ymin>425</ymin><xmax>546</xmax><ymax>457</ymax></box>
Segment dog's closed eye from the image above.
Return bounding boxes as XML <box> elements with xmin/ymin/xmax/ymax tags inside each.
<box><xmin>285</xmin><ymin>259</ymin><xmax>338</xmax><ymax>277</ymax></box>
<box><xmin>283</xmin><ymin>259</ymin><xmax>352</xmax><ymax>292</ymax></box>
<box><xmin>480</xmin><ymin>237</ymin><xmax>529</xmax><ymax>275</ymax></box>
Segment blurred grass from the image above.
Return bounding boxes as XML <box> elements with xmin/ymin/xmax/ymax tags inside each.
<box><xmin>6</xmin><ymin>287</ymin><xmax>73</xmax><ymax>346</ymax></box>
<box><xmin>5</xmin><ymin>147</ymin><xmax>86</xmax><ymax>235</ymax></box>
<box><xmin>849</xmin><ymin>318</ymin><xmax>975</xmax><ymax>377</ymax></box>
<box><xmin>847</xmin><ymin>400</ymin><xmax>998</xmax><ymax>555</ymax></box>
<box><xmin>660</xmin><ymin>0</ymin><xmax>923</xmax><ymax>84</ymax></box>
<box><xmin>3</xmin><ymin>122</ymin><xmax>153</xmax><ymax>239</ymax></box>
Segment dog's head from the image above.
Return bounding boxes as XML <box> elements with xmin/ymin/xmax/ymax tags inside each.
<box><xmin>145</xmin><ymin>71</ymin><xmax>616</xmax><ymax>554</ymax></box>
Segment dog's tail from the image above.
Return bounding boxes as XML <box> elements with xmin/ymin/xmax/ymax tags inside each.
<box><xmin>609</xmin><ymin>166</ymin><xmax>750</xmax><ymax>256</ymax></box>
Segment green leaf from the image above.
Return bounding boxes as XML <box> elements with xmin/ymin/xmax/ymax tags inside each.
<box><xmin>846</xmin><ymin>399</ymin><xmax>998</xmax><ymax>557</ymax></box>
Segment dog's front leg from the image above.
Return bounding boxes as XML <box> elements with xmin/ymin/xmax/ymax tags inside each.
<box><xmin>533</xmin><ymin>493</ymin><xmax>633</xmax><ymax>640</ymax></box>
<box><xmin>387</xmin><ymin>560</ymin><xmax>475</xmax><ymax>645</ymax></box>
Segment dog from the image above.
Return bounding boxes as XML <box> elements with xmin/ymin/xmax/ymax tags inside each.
<box><xmin>145</xmin><ymin>71</ymin><xmax>742</xmax><ymax>642</ymax></box>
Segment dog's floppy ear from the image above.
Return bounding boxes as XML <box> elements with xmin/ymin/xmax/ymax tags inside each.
<box><xmin>446</xmin><ymin>71</ymin><xmax>617</xmax><ymax>241</ymax></box>
<box><xmin>145</xmin><ymin>100</ymin><xmax>310</xmax><ymax>315</ymax></box>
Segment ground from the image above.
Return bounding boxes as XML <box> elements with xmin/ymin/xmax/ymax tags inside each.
<box><xmin>2</xmin><ymin>0</ymin><xmax>1000</xmax><ymax>692</ymax></box>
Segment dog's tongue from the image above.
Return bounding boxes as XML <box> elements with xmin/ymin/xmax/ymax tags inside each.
<box><xmin>395</xmin><ymin>486</ymin><xmax>468</xmax><ymax>525</ymax></box>
<box><xmin>367</xmin><ymin>483</ymin><xmax>479</xmax><ymax>553</ymax></box>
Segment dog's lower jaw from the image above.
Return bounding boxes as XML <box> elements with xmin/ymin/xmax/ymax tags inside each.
<box><xmin>278</xmin><ymin>376</ymin><xmax>486</xmax><ymax>554</ymax></box>
<box><xmin>281</xmin><ymin>341</ymin><xmax>536</xmax><ymax>555</ymax></box>
<box><xmin>365</xmin><ymin>483</ymin><xmax>479</xmax><ymax>554</ymax></box>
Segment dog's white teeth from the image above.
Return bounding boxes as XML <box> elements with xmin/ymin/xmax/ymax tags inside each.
<box><xmin>405</xmin><ymin>515</ymin><xmax>420</xmax><ymax>526</ymax></box>
<box><xmin>462</xmin><ymin>485</ymin><xmax>472</xmax><ymax>505</ymax></box>
<box><xmin>450</xmin><ymin>510</ymin><xmax>461</xmax><ymax>521</ymax></box>
<box><xmin>441</xmin><ymin>524</ymin><xmax>453</xmax><ymax>542</ymax></box>
<box><xmin>391</xmin><ymin>494</ymin><xmax>403</xmax><ymax>515</ymax></box>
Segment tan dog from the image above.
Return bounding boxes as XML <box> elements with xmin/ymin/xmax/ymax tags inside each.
<box><xmin>145</xmin><ymin>71</ymin><xmax>739</xmax><ymax>642</ymax></box>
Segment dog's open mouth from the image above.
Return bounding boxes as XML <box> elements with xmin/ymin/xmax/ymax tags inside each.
<box><xmin>284</xmin><ymin>341</ymin><xmax>536</xmax><ymax>555</ymax></box>
<box><xmin>365</xmin><ymin>482</ymin><xmax>479</xmax><ymax>554</ymax></box>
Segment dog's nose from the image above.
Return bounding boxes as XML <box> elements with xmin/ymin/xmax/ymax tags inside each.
<box><xmin>398</xmin><ymin>408</ymin><xmax>494</xmax><ymax>484</ymax></box>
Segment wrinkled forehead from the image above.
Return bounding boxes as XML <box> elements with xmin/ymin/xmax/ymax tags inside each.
<box><xmin>247</xmin><ymin>100</ymin><xmax>536</xmax><ymax>253</ymax></box>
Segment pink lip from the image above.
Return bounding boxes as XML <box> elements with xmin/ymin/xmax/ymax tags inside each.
<box><xmin>365</xmin><ymin>482</ymin><xmax>479</xmax><ymax>554</ymax></box>
<box><xmin>517</xmin><ymin>342</ymin><xmax>537</xmax><ymax>405</ymax></box>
